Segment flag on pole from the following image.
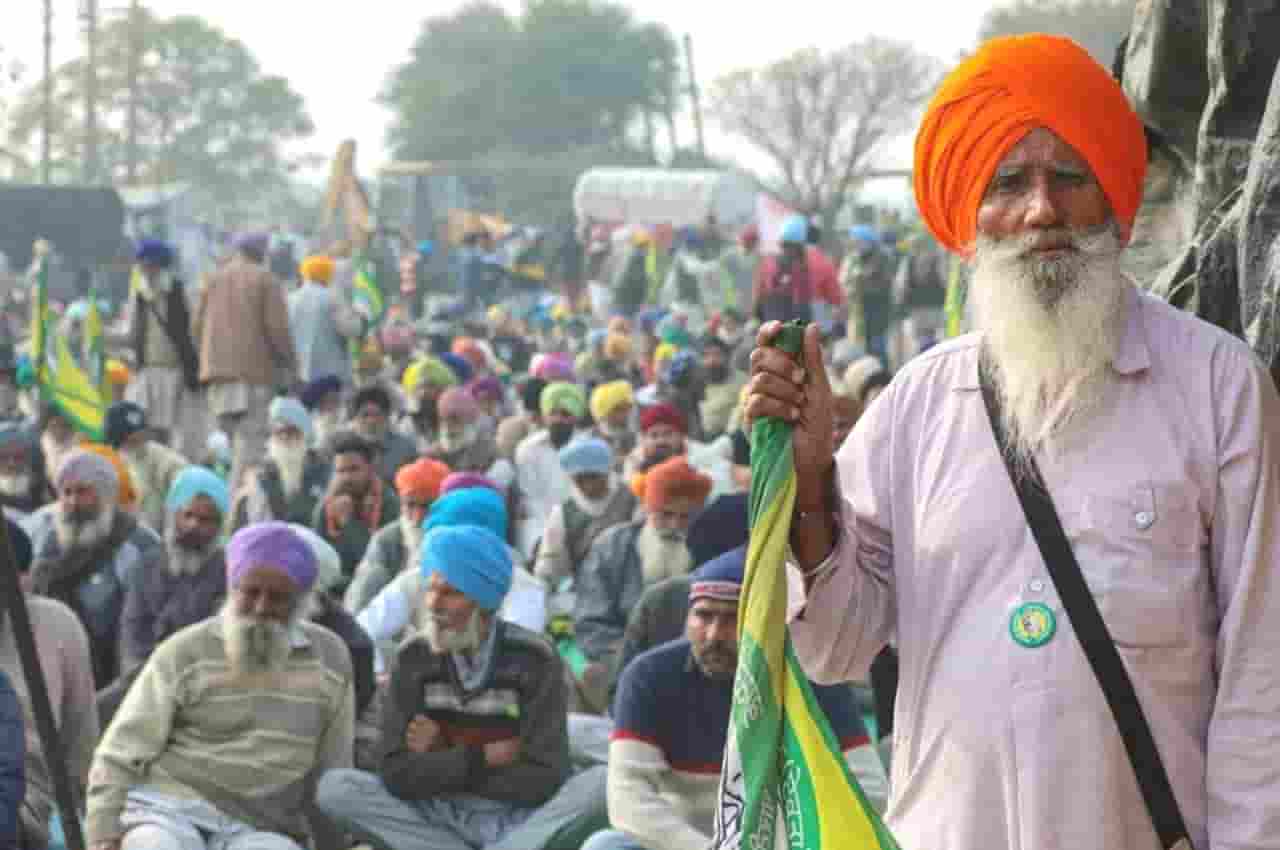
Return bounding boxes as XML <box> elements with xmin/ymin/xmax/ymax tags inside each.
<box><xmin>712</xmin><ymin>321</ymin><xmax>899</xmax><ymax>850</ymax></box>
<box><xmin>349</xmin><ymin>251</ymin><xmax>385</xmax><ymax>358</ymax></box>
<box><xmin>29</xmin><ymin>251</ymin><xmax>108</xmax><ymax>441</ymax></box>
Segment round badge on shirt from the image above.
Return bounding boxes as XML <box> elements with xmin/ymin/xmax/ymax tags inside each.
<box><xmin>1010</xmin><ymin>601</ymin><xmax>1057</xmax><ymax>648</ymax></box>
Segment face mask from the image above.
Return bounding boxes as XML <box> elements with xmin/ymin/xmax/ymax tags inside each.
<box><xmin>548</xmin><ymin>422</ymin><xmax>575</xmax><ymax>449</ymax></box>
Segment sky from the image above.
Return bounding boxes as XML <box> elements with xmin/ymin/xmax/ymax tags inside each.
<box><xmin>5</xmin><ymin>0</ymin><xmax>995</xmax><ymax>195</ymax></box>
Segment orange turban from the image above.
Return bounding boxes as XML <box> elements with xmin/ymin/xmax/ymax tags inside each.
<box><xmin>639</xmin><ymin>457</ymin><xmax>712</xmax><ymax>513</ymax></box>
<box><xmin>913</xmin><ymin>34</ymin><xmax>1147</xmax><ymax>255</ymax></box>
<box><xmin>299</xmin><ymin>255</ymin><xmax>335</xmax><ymax>284</ymax></box>
<box><xmin>395</xmin><ymin>458</ymin><xmax>452</xmax><ymax>503</ymax></box>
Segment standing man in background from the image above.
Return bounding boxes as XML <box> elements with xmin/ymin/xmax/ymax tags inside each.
<box><xmin>195</xmin><ymin>232</ymin><xmax>298</xmax><ymax>495</ymax></box>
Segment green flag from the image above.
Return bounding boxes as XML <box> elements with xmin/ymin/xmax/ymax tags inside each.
<box><xmin>712</xmin><ymin>321</ymin><xmax>899</xmax><ymax>850</ymax></box>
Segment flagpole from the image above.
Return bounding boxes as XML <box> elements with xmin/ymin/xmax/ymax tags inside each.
<box><xmin>0</xmin><ymin>519</ymin><xmax>86</xmax><ymax>850</ymax></box>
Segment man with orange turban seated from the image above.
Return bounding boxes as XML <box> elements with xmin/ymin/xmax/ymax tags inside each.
<box><xmin>289</xmin><ymin>253</ymin><xmax>362</xmax><ymax>385</ymax></box>
<box><xmin>572</xmin><ymin>457</ymin><xmax>711</xmax><ymax>711</ymax></box>
<box><xmin>745</xmin><ymin>34</ymin><xmax>1280</xmax><ymax>850</ymax></box>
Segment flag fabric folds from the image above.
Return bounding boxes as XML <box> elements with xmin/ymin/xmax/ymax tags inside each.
<box><xmin>349</xmin><ymin>251</ymin><xmax>385</xmax><ymax>358</ymax></box>
<box><xmin>712</xmin><ymin>321</ymin><xmax>899</xmax><ymax>850</ymax></box>
<box><xmin>29</xmin><ymin>254</ymin><xmax>108</xmax><ymax>441</ymax></box>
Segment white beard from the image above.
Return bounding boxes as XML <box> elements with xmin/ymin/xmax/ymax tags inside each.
<box><xmin>0</xmin><ymin>472</ymin><xmax>31</xmax><ymax>498</ymax></box>
<box><xmin>635</xmin><ymin>521</ymin><xmax>693</xmax><ymax>584</ymax></box>
<box><xmin>423</xmin><ymin>608</ymin><xmax>486</xmax><ymax>655</ymax></box>
<box><xmin>569</xmin><ymin>476</ymin><xmax>616</xmax><ymax>519</ymax></box>
<box><xmin>438</xmin><ymin>422</ymin><xmax>478</xmax><ymax>453</ymax></box>
<box><xmin>969</xmin><ymin>221</ymin><xmax>1128</xmax><ymax>466</ymax></box>
<box><xmin>164</xmin><ymin>520</ymin><xmax>216</xmax><ymax>577</ymax></box>
<box><xmin>221</xmin><ymin>604</ymin><xmax>295</xmax><ymax>676</ymax></box>
<box><xmin>268</xmin><ymin>438</ymin><xmax>309</xmax><ymax>497</ymax></box>
<box><xmin>400</xmin><ymin>515</ymin><xmax>425</xmax><ymax>564</ymax></box>
<box><xmin>54</xmin><ymin>503</ymin><xmax>116</xmax><ymax>551</ymax></box>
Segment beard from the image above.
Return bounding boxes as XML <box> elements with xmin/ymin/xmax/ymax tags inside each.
<box><xmin>353</xmin><ymin>419</ymin><xmax>388</xmax><ymax>443</ymax></box>
<box><xmin>969</xmin><ymin>221</ymin><xmax>1128</xmax><ymax>466</ymax></box>
<box><xmin>692</xmin><ymin>640</ymin><xmax>738</xmax><ymax>680</ymax></box>
<box><xmin>0</xmin><ymin>471</ymin><xmax>31</xmax><ymax>499</ymax></box>
<box><xmin>569</xmin><ymin>475</ymin><xmax>615</xmax><ymax>519</ymax></box>
<box><xmin>423</xmin><ymin>607</ymin><xmax>486</xmax><ymax>655</ymax></box>
<box><xmin>164</xmin><ymin>520</ymin><xmax>217</xmax><ymax>577</ymax></box>
<box><xmin>438</xmin><ymin>422</ymin><xmax>478</xmax><ymax>453</ymax></box>
<box><xmin>221</xmin><ymin>602</ymin><xmax>295</xmax><ymax>676</ymax></box>
<box><xmin>267</xmin><ymin>438</ymin><xmax>309</xmax><ymax>496</ymax></box>
<box><xmin>401</xmin><ymin>515</ymin><xmax>425</xmax><ymax>563</ymax></box>
<box><xmin>636</xmin><ymin>521</ymin><xmax>693</xmax><ymax>584</ymax></box>
<box><xmin>55</xmin><ymin>502</ymin><xmax>115</xmax><ymax>551</ymax></box>
<box><xmin>547</xmin><ymin>422</ymin><xmax>575</xmax><ymax>449</ymax></box>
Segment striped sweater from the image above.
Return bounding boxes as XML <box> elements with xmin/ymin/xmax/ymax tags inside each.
<box><xmin>85</xmin><ymin>616</ymin><xmax>354</xmax><ymax>843</ymax></box>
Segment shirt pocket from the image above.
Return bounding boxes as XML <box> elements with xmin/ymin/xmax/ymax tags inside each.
<box><xmin>1080</xmin><ymin>483</ymin><xmax>1206</xmax><ymax>649</ymax></box>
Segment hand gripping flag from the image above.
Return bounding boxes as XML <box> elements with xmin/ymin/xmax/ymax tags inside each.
<box><xmin>712</xmin><ymin>321</ymin><xmax>899</xmax><ymax>850</ymax></box>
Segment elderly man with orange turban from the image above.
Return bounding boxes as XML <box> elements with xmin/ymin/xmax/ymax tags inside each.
<box><xmin>745</xmin><ymin>34</ymin><xmax>1280</xmax><ymax>850</ymax></box>
<box><xmin>572</xmin><ymin>457</ymin><xmax>711</xmax><ymax>710</ymax></box>
<box><xmin>343</xmin><ymin>457</ymin><xmax>452</xmax><ymax>614</ymax></box>
<box><xmin>288</xmin><ymin>253</ymin><xmax>362</xmax><ymax>386</ymax></box>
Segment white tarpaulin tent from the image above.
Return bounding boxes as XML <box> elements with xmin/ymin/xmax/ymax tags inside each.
<box><xmin>573</xmin><ymin>168</ymin><xmax>758</xmax><ymax>231</ymax></box>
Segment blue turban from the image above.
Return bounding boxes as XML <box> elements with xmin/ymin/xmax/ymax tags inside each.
<box><xmin>558</xmin><ymin>437</ymin><xmax>612</xmax><ymax>477</ymax></box>
<box><xmin>849</xmin><ymin>225</ymin><xmax>879</xmax><ymax>244</ymax></box>
<box><xmin>269</xmin><ymin>396</ymin><xmax>313</xmax><ymax>443</ymax></box>
<box><xmin>166</xmin><ymin>466</ymin><xmax>230</xmax><ymax>517</ymax></box>
<box><xmin>135</xmin><ymin>239</ymin><xmax>174</xmax><ymax>268</ymax></box>
<box><xmin>439</xmin><ymin>352</ymin><xmax>474</xmax><ymax>385</ymax></box>
<box><xmin>417</xmin><ymin>240</ymin><xmax>435</xmax><ymax>257</ymax></box>
<box><xmin>419</xmin><ymin>525</ymin><xmax>513</xmax><ymax>611</ymax></box>
<box><xmin>300</xmin><ymin>375</ymin><xmax>342</xmax><ymax>411</ymax></box>
<box><xmin>689</xmin><ymin>545</ymin><xmax>746</xmax><ymax>603</ymax></box>
<box><xmin>226</xmin><ymin>521</ymin><xmax>317</xmax><ymax>591</ymax></box>
<box><xmin>423</xmin><ymin>487</ymin><xmax>507</xmax><ymax>539</ymax></box>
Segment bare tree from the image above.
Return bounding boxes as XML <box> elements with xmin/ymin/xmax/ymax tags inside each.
<box><xmin>710</xmin><ymin>37</ymin><xmax>939</xmax><ymax>228</ymax></box>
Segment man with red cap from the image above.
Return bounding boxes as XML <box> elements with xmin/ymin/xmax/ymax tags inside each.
<box><xmin>746</xmin><ymin>34</ymin><xmax>1280</xmax><ymax>850</ymax></box>
<box><xmin>623</xmin><ymin>403</ymin><xmax>735</xmax><ymax>503</ymax></box>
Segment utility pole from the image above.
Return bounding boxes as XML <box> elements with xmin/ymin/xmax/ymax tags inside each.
<box><xmin>82</xmin><ymin>0</ymin><xmax>101</xmax><ymax>185</ymax></box>
<box><xmin>683</xmin><ymin>34</ymin><xmax>706</xmax><ymax>162</ymax></box>
<box><xmin>125</xmin><ymin>0</ymin><xmax>140</xmax><ymax>183</ymax></box>
<box><xmin>42</xmin><ymin>0</ymin><xmax>53</xmax><ymax>184</ymax></box>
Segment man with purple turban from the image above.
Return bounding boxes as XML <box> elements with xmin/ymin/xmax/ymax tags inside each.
<box><xmin>24</xmin><ymin>448</ymin><xmax>166</xmax><ymax>687</ymax></box>
<box><xmin>194</xmin><ymin>232</ymin><xmax>298</xmax><ymax>496</ymax></box>
<box><xmin>86</xmin><ymin>522</ymin><xmax>354</xmax><ymax>850</ymax></box>
<box><xmin>424</xmin><ymin>387</ymin><xmax>513</xmax><ymax>490</ymax></box>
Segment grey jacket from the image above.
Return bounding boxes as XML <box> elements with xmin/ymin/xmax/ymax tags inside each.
<box><xmin>343</xmin><ymin>520</ymin><xmax>410</xmax><ymax>615</ymax></box>
<box><xmin>573</xmin><ymin>519</ymin><xmax>645</xmax><ymax>664</ymax></box>
<box><xmin>287</xmin><ymin>283</ymin><xmax>360</xmax><ymax>385</ymax></box>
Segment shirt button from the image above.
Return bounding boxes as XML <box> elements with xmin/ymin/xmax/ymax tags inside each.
<box><xmin>1028</xmin><ymin>579</ymin><xmax>1046</xmax><ymax>594</ymax></box>
<box><xmin>1135</xmin><ymin>511</ymin><xmax>1154</xmax><ymax>530</ymax></box>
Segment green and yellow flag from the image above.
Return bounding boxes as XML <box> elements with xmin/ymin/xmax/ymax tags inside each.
<box><xmin>29</xmin><ymin>251</ymin><xmax>108</xmax><ymax>440</ymax></box>
<box><xmin>348</xmin><ymin>251</ymin><xmax>385</xmax><ymax>358</ymax></box>
<box><xmin>712</xmin><ymin>321</ymin><xmax>899</xmax><ymax>850</ymax></box>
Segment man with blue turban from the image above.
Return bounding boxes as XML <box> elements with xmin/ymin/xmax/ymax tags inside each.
<box><xmin>117</xmin><ymin>467</ymin><xmax>230</xmax><ymax>673</ymax></box>
<box><xmin>124</xmin><ymin>238</ymin><xmax>207</xmax><ymax>460</ymax></box>
<box><xmin>318</xmin><ymin>525</ymin><xmax>607</xmax><ymax>850</ymax></box>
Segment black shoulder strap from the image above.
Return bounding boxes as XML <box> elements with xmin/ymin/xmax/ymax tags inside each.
<box><xmin>978</xmin><ymin>355</ymin><xmax>1193</xmax><ymax>850</ymax></box>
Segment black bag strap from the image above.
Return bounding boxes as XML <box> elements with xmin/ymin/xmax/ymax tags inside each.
<box><xmin>978</xmin><ymin>355</ymin><xmax>1193</xmax><ymax>850</ymax></box>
